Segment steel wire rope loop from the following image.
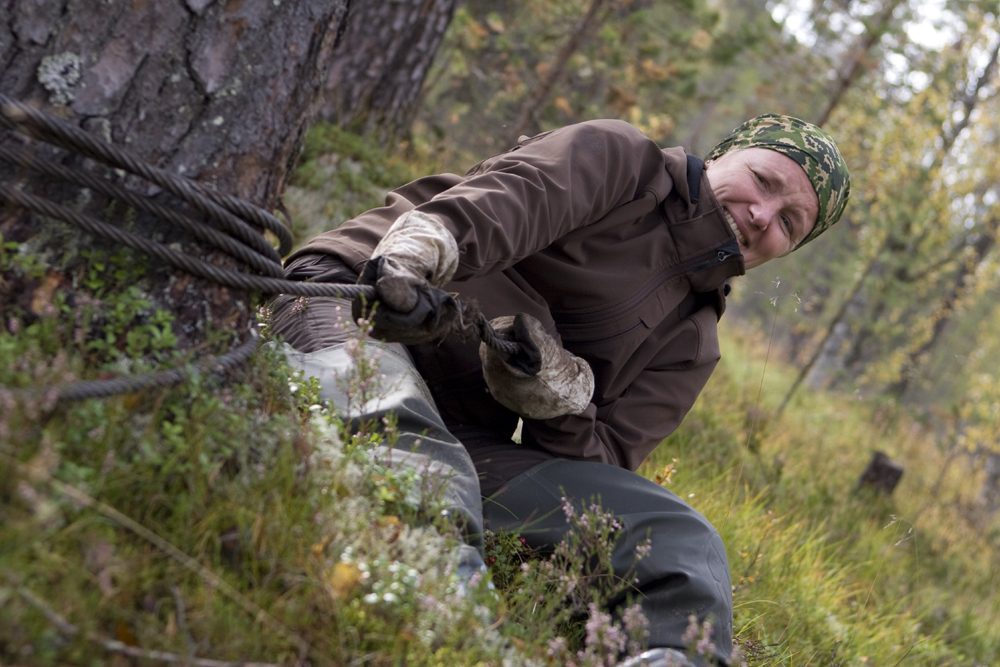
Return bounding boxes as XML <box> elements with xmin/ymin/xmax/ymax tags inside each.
<box><xmin>0</xmin><ymin>144</ymin><xmax>283</xmax><ymax>278</ymax></box>
<box><xmin>0</xmin><ymin>93</ymin><xmax>293</xmax><ymax>257</ymax></box>
<box><xmin>0</xmin><ymin>183</ymin><xmax>373</xmax><ymax>299</ymax></box>
<box><xmin>0</xmin><ymin>96</ymin><xmax>520</xmax><ymax>403</ymax></box>
<box><xmin>46</xmin><ymin>334</ymin><xmax>262</xmax><ymax>403</ymax></box>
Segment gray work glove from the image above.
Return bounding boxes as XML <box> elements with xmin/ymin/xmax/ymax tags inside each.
<box><xmin>479</xmin><ymin>313</ymin><xmax>595</xmax><ymax>420</ymax></box>
<box><xmin>367</xmin><ymin>210</ymin><xmax>459</xmax><ymax>312</ymax></box>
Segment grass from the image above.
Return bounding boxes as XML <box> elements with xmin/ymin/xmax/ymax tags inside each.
<box><xmin>640</xmin><ymin>321</ymin><xmax>1000</xmax><ymax>666</ymax></box>
<box><xmin>3</xmin><ymin>127</ymin><xmax>1000</xmax><ymax>666</ymax></box>
<box><xmin>283</xmin><ymin>123</ymin><xmax>421</xmax><ymax>250</ymax></box>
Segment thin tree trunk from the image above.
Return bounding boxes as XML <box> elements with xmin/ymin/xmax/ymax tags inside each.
<box><xmin>776</xmin><ymin>242</ymin><xmax>884</xmax><ymax>418</ymax></box>
<box><xmin>813</xmin><ymin>0</ymin><xmax>905</xmax><ymax>127</ymax></box>
<box><xmin>511</xmin><ymin>0</ymin><xmax>610</xmax><ymax>140</ymax></box>
<box><xmin>888</xmin><ymin>222</ymin><xmax>997</xmax><ymax>397</ymax></box>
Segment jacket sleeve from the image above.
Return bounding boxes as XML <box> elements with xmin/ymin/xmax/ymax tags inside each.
<box><xmin>519</xmin><ymin>304</ymin><xmax>721</xmax><ymax>470</ymax></box>
<box><xmin>415</xmin><ymin>119</ymin><xmax>671</xmax><ymax>280</ymax></box>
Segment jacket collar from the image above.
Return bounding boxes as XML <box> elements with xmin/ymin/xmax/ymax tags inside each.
<box><xmin>660</xmin><ymin>147</ymin><xmax>745</xmax><ymax>292</ymax></box>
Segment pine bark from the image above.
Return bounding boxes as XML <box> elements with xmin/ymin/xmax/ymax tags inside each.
<box><xmin>320</xmin><ymin>0</ymin><xmax>458</xmax><ymax>144</ymax></box>
<box><xmin>0</xmin><ymin>0</ymin><xmax>349</xmax><ymax>345</ymax></box>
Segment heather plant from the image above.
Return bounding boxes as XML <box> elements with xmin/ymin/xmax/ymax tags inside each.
<box><xmin>482</xmin><ymin>498</ymin><xmax>655</xmax><ymax>665</ymax></box>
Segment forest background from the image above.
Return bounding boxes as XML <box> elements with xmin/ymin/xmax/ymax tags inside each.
<box><xmin>3</xmin><ymin>0</ymin><xmax>1000</xmax><ymax>666</ymax></box>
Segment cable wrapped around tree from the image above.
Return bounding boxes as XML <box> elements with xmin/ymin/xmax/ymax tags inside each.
<box><xmin>0</xmin><ymin>94</ymin><xmax>519</xmax><ymax>404</ymax></box>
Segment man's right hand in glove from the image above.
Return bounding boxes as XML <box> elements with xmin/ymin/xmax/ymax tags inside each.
<box><xmin>479</xmin><ymin>313</ymin><xmax>595</xmax><ymax>420</ymax></box>
<box><xmin>363</xmin><ymin>210</ymin><xmax>459</xmax><ymax>312</ymax></box>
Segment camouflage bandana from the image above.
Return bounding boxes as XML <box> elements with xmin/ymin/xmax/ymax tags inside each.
<box><xmin>705</xmin><ymin>114</ymin><xmax>851</xmax><ymax>249</ymax></box>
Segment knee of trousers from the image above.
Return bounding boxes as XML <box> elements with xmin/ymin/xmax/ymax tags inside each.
<box><xmin>483</xmin><ymin>459</ymin><xmax>733</xmax><ymax>661</ymax></box>
<box><xmin>614</xmin><ymin>506</ymin><xmax>733</xmax><ymax>661</ymax></box>
<box><xmin>281</xmin><ymin>331</ymin><xmax>487</xmax><ymax>553</ymax></box>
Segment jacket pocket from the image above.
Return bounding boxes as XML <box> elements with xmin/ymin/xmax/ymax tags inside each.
<box><xmin>557</xmin><ymin>287</ymin><xmax>685</xmax><ymax>348</ymax></box>
<box><xmin>655</xmin><ymin>303</ymin><xmax>720</xmax><ymax>371</ymax></box>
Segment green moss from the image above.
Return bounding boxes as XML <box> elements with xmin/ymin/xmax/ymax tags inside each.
<box><xmin>285</xmin><ymin>124</ymin><xmax>421</xmax><ymax>250</ymax></box>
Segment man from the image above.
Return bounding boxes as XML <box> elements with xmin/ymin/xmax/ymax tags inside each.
<box><xmin>272</xmin><ymin>114</ymin><xmax>851</xmax><ymax>666</ymax></box>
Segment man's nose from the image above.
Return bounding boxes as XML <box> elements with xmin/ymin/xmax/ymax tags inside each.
<box><xmin>750</xmin><ymin>198</ymin><xmax>779</xmax><ymax>229</ymax></box>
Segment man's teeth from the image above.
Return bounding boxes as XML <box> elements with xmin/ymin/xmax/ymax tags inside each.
<box><xmin>724</xmin><ymin>209</ymin><xmax>745</xmax><ymax>244</ymax></box>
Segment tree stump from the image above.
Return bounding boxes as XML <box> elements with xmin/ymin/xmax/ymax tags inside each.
<box><xmin>857</xmin><ymin>451</ymin><xmax>904</xmax><ymax>495</ymax></box>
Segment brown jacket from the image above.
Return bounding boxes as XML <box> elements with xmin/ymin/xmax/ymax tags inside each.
<box><xmin>294</xmin><ymin>119</ymin><xmax>744</xmax><ymax>472</ymax></box>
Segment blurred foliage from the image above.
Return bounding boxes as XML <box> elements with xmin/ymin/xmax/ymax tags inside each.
<box><xmin>411</xmin><ymin>0</ymin><xmax>817</xmax><ymax>164</ymax></box>
<box><xmin>639</xmin><ymin>326</ymin><xmax>1000</xmax><ymax>666</ymax></box>
<box><xmin>284</xmin><ymin>123</ymin><xmax>420</xmax><ymax>250</ymax></box>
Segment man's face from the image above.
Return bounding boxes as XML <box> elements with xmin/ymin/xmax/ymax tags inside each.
<box><xmin>705</xmin><ymin>147</ymin><xmax>819</xmax><ymax>270</ymax></box>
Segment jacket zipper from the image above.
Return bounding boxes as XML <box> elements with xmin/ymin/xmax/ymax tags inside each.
<box><xmin>553</xmin><ymin>239</ymin><xmax>740</xmax><ymax>327</ymax></box>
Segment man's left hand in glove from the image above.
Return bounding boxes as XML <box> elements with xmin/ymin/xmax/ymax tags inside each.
<box><xmin>356</xmin><ymin>210</ymin><xmax>462</xmax><ymax>344</ymax></box>
<box><xmin>479</xmin><ymin>313</ymin><xmax>595</xmax><ymax>420</ymax></box>
<box><xmin>363</xmin><ymin>210</ymin><xmax>459</xmax><ymax>312</ymax></box>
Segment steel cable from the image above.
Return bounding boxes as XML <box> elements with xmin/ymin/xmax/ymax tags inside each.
<box><xmin>0</xmin><ymin>96</ymin><xmax>518</xmax><ymax>404</ymax></box>
<box><xmin>0</xmin><ymin>94</ymin><xmax>293</xmax><ymax>256</ymax></box>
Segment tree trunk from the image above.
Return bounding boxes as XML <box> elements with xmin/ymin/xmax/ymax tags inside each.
<box><xmin>0</xmin><ymin>0</ymin><xmax>349</xmax><ymax>346</ymax></box>
<box><xmin>320</xmin><ymin>0</ymin><xmax>458</xmax><ymax>144</ymax></box>
<box><xmin>775</xmin><ymin>242</ymin><xmax>884</xmax><ymax>418</ymax></box>
<box><xmin>813</xmin><ymin>0</ymin><xmax>905</xmax><ymax>127</ymax></box>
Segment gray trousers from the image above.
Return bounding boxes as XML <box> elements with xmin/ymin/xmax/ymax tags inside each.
<box><xmin>271</xmin><ymin>295</ymin><xmax>487</xmax><ymax>575</ymax></box>
<box><xmin>271</xmin><ymin>294</ymin><xmax>733</xmax><ymax>665</ymax></box>
<box><xmin>485</xmin><ymin>459</ymin><xmax>733</xmax><ymax>664</ymax></box>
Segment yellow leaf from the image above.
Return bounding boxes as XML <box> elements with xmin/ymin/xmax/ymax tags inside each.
<box><xmin>310</xmin><ymin>535</ymin><xmax>332</xmax><ymax>557</ymax></box>
<box><xmin>29</xmin><ymin>270</ymin><xmax>62</xmax><ymax>316</ymax></box>
<box><xmin>689</xmin><ymin>29</ymin><xmax>713</xmax><ymax>50</ymax></box>
<box><xmin>606</xmin><ymin>86</ymin><xmax>638</xmax><ymax>115</ymax></box>
<box><xmin>326</xmin><ymin>562</ymin><xmax>362</xmax><ymax>599</ymax></box>
<box><xmin>639</xmin><ymin>58</ymin><xmax>677</xmax><ymax>83</ymax></box>
<box><xmin>554</xmin><ymin>97</ymin><xmax>573</xmax><ymax>115</ymax></box>
<box><xmin>469</xmin><ymin>20</ymin><xmax>488</xmax><ymax>39</ymax></box>
<box><xmin>486</xmin><ymin>14</ymin><xmax>505</xmax><ymax>33</ymax></box>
